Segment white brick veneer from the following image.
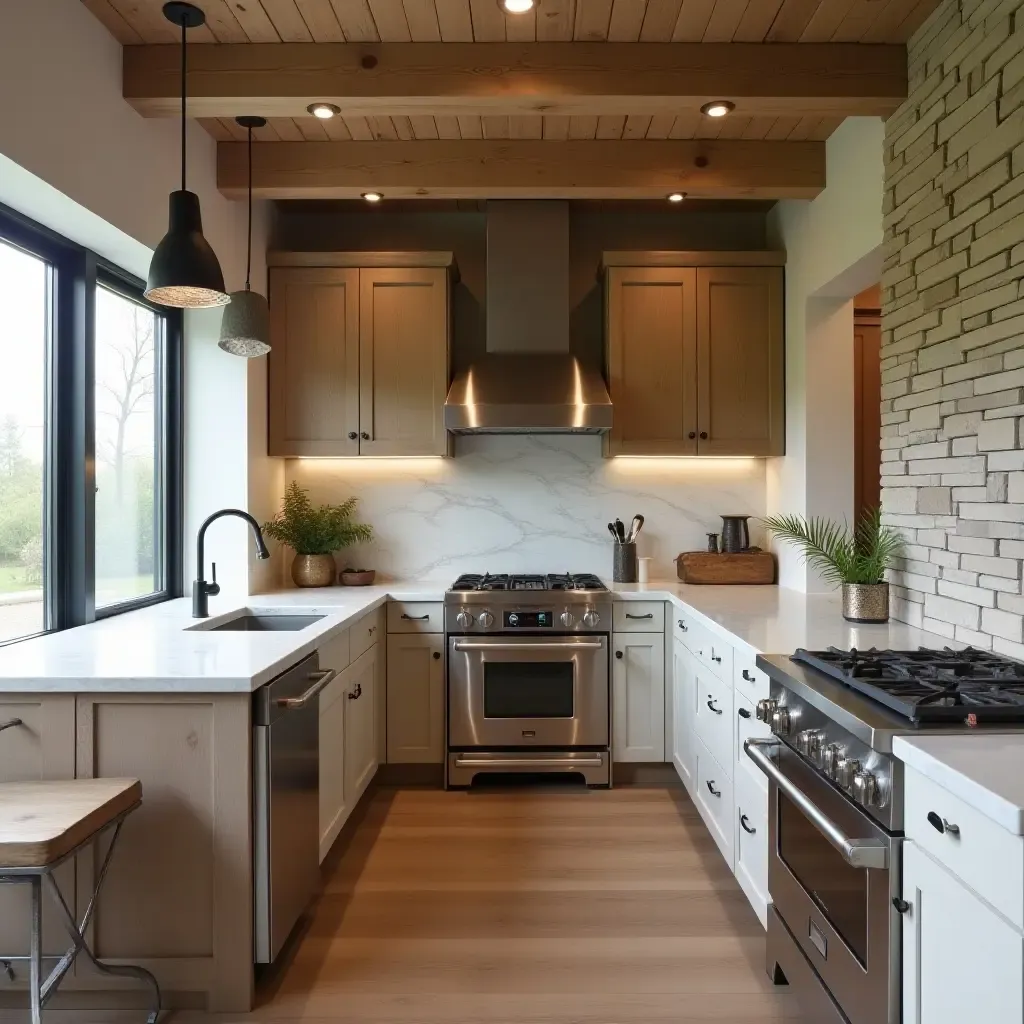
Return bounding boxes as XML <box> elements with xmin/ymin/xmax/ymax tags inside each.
<box><xmin>883</xmin><ymin>0</ymin><xmax>1024</xmax><ymax>654</ymax></box>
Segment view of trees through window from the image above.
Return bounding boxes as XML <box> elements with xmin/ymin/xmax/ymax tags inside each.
<box><xmin>95</xmin><ymin>285</ymin><xmax>160</xmax><ymax>609</ymax></box>
<box><xmin>0</xmin><ymin>238</ymin><xmax>48</xmax><ymax>643</ymax></box>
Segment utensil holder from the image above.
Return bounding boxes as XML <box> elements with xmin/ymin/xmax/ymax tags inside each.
<box><xmin>613</xmin><ymin>542</ymin><xmax>638</xmax><ymax>583</ymax></box>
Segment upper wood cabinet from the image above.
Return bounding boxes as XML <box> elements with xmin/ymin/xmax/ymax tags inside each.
<box><xmin>267</xmin><ymin>254</ymin><xmax>453</xmax><ymax>458</ymax></box>
<box><xmin>604</xmin><ymin>255</ymin><xmax>785</xmax><ymax>457</ymax></box>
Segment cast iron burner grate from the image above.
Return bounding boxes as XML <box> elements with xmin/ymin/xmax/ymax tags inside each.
<box><xmin>450</xmin><ymin>573</ymin><xmax>607</xmax><ymax>593</ymax></box>
<box><xmin>792</xmin><ymin>646</ymin><xmax>1024</xmax><ymax>724</ymax></box>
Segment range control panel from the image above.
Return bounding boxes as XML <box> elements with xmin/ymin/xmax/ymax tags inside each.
<box><xmin>505</xmin><ymin>611</ymin><xmax>552</xmax><ymax>628</ymax></box>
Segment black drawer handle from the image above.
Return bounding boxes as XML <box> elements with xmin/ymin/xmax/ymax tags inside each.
<box><xmin>677</xmin><ymin>620</ymin><xmax>687</xmax><ymax>631</ymax></box>
<box><xmin>626</xmin><ymin>612</ymin><xmax>654</xmax><ymax>620</ymax></box>
<box><xmin>706</xmin><ymin>780</ymin><xmax>721</xmax><ymax>797</ymax></box>
<box><xmin>737</xmin><ymin>707</ymin><xmax>752</xmax><ymax>719</ymax></box>
<box><xmin>0</xmin><ymin>719</ymin><xmax>24</xmax><ymax>734</ymax></box>
<box><xmin>712</xmin><ymin>652</ymin><xmax>722</xmax><ymax>663</ymax></box>
<box><xmin>347</xmin><ymin>683</ymin><xmax>362</xmax><ymax>700</ymax></box>
<box><xmin>432</xmin><ymin>651</ymin><xmax>441</xmax><ymax>660</ymax></box>
<box><xmin>401</xmin><ymin>613</ymin><xmax>430</xmax><ymax>620</ymax></box>
<box><xmin>927</xmin><ymin>811</ymin><xmax>960</xmax><ymax>836</ymax></box>
<box><xmin>706</xmin><ymin>698</ymin><xmax>722</xmax><ymax>715</ymax></box>
<box><xmin>739</xmin><ymin>813</ymin><xmax>756</xmax><ymax>835</ymax></box>
<box><xmin>742</xmin><ymin>669</ymin><xmax>756</xmax><ymax>682</ymax></box>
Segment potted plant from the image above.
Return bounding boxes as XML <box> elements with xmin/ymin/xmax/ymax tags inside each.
<box><xmin>760</xmin><ymin>508</ymin><xmax>902</xmax><ymax>623</ymax></box>
<box><xmin>263</xmin><ymin>483</ymin><xmax>372</xmax><ymax>588</ymax></box>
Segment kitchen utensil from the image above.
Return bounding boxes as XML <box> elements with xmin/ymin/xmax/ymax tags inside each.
<box><xmin>627</xmin><ymin>514</ymin><xmax>644</xmax><ymax>542</ymax></box>
<box><xmin>675</xmin><ymin>551</ymin><xmax>775</xmax><ymax>584</ymax></box>
<box><xmin>707</xmin><ymin>533</ymin><xmax>719</xmax><ymax>553</ymax></box>
<box><xmin>614</xmin><ymin>519</ymin><xmax>626</xmax><ymax>543</ymax></box>
<box><xmin>607</xmin><ymin>523</ymin><xmax>620</xmax><ymax>544</ymax></box>
<box><xmin>613</xmin><ymin>542</ymin><xmax>637</xmax><ymax>583</ymax></box>
<box><xmin>637</xmin><ymin>557</ymin><xmax>652</xmax><ymax>584</ymax></box>
<box><xmin>720</xmin><ymin>515</ymin><xmax>751</xmax><ymax>553</ymax></box>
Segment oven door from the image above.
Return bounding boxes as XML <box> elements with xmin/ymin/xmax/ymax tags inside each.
<box><xmin>745</xmin><ymin>738</ymin><xmax>900</xmax><ymax>1024</ymax></box>
<box><xmin>448</xmin><ymin>635</ymin><xmax>609</xmax><ymax>749</ymax></box>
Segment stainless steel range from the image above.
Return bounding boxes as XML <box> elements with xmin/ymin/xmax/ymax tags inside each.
<box><xmin>750</xmin><ymin>646</ymin><xmax>1024</xmax><ymax>1024</ymax></box>
<box><xmin>445</xmin><ymin>573</ymin><xmax>612</xmax><ymax>787</ymax></box>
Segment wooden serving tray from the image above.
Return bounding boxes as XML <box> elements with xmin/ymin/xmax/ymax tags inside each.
<box><xmin>676</xmin><ymin>551</ymin><xmax>776</xmax><ymax>585</ymax></box>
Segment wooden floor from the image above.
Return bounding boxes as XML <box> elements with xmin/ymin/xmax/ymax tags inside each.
<box><xmin>32</xmin><ymin>781</ymin><xmax>800</xmax><ymax>1023</ymax></box>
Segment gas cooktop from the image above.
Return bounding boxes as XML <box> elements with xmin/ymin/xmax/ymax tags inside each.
<box><xmin>792</xmin><ymin>646</ymin><xmax>1024</xmax><ymax>724</ymax></box>
<box><xmin>449</xmin><ymin>573</ymin><xmax>606</xmax><ymax>593</ymax></box>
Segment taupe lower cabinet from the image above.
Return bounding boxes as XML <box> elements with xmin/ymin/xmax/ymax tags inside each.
<box><xmin>268</xmin><ymin>255</ymin><xmax>453</xmax><ymax>457</ymax></box>
<box><xmin>604</xmin><ymin>256</ymin><xmax>785</xmax><ymax>457</ymax></box>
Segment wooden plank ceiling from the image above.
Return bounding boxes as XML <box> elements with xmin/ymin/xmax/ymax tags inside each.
<box><xmin>84</xmin><ymin>0</ymin><xmax>931</xmax><ymax>149</ymax></box>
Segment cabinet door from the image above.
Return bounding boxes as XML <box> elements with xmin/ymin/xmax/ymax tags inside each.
<box><xmin>734</xmin><ymin>762</ymin><xmax>768</xmax><ymax>930</ymax></box>
<box><xmin>268</xmin><ymin>267</ymin><xmax>360</xmax><ymax>456</ymax></box>
<box><xmin>386</xmin><ymin>633</ymin><xmax>445</xmax><ymax>763</ymax></box>
<box><xmin>344</xmin><ymin>647</ymin><xmax>378</xmax><ymax>809</ymax></box>
<box><xmin>359</xmin><ymin>267</ymin><xmax>449</xmax><ymax>456</ymax></box>
<box><xmin>612</xmin><ymin>633</ymin><xmax>666</xmax><ymax>762</ymax></box>
<box><xmin>671</xmin><ymin>639</ymin><xmax>695</xmax><ymax>792</ymax></box>
<box><xmin>903</xmin><ymin>842</ymin><xmax>1023</xmax><ymax>1024</ymax></box>
<box><xmin>318</xmin><ymin>668</ymin><xmax>349</xmax><ymax>863</ymax></box>
<box><xmin>696</xmin><ymin>266</ymin><xmax>784</xmax><ymax>456</ymax></box>
<box><xmin>605</xmin><ymin>266</ymin><xmax>697</xmax><ymax>456</ymax></box>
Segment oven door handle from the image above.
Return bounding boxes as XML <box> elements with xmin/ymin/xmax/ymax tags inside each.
<box><xmin>453</xmin><ymin>755</ymin><xmax>605</xmax><ymax>769</ymax></box>
<box><xmin>744</xmin><ymin>738</ymin><xmax>889</xmax><ymax>870</ymax></box>
<box><xmin>451</xmin><ymin>641</ymin><xmax>605</xmax><ymax>651</ymax></box>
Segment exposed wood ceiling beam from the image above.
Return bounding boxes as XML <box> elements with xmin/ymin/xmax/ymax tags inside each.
<box><xmin>126</xmin><ymin>42</ymin><xmax>906</xmax><ymax>119</ymax></box>
<box><xmin>216</xmin><ymin>139</ymin><xmax>826</xmax><ymax>200</ymax></box>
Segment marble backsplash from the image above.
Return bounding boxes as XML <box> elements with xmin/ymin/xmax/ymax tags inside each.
<box><xmin>284</xmin><ymin>436</ymin><xmax>767</xmax><ymax>582</ymax></box>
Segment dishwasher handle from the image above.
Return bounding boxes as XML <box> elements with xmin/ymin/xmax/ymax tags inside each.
<box><xmin>276</xmin><ymin>668</ymin><xmax>336</xmax><ymax>709</ymax></box>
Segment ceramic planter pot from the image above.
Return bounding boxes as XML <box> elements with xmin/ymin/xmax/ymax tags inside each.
<box><xmin>291</xmin><ymin>553</ymin><xmax>336</xmax><ymax>588</ymax></box>
<box><xmin>842</xmin><ymin>582</ymin><xmax>889</xmax><ymax>623</ymax></box>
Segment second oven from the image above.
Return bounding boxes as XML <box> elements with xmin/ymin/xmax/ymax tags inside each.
<box><xmin>448</xmin><ymin>634</ymin><xmax>609</xmax><ymax>749</ymax></box>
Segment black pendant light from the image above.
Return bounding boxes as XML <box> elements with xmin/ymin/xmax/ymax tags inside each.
<box><xmin>146</xmin><ymin>2</ymin><xmax>229</xmax><ymax>309</ymax></box>
<box><xmin>219</xmin><ymin>116</ymin><xmax>271</xmax><ymax>357</ymax></box>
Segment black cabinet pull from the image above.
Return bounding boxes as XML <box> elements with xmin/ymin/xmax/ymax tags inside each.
<box><xmin>706</xmin><ymin>698</ymin><xmax>723</xmax><ymax>715</ymax></box>
<box><xmin>432</xmin><ymin>651</ymin><xmax>441</xmax><ymax>660</ymax></box>
<box><xmin>706</xmin><ymin>780</ymin><xmax>721</xmax><ymax>797</ymax></box>
<box><xmin>892</xmin><ymin>897</ymin><xmax>911</xmax><ymax>914</ymax></box>
<box><xmin>699</xmin><ymin>431</ymin><xmax>708</xmax><ymax>439</ymax></box>
<box><xmin>737</xmin><ymin>707</ymin><xmax>752</xmax><ymax>719</ymax></box>
<box><xmin>0</xmin><ymin>719</ymin><xmax>23</xmax><ymax>734</ymax></box>
<box><xmin>739</xmin><ymin>813</ymin><xmax>756</xmax><ymax>835</ymax></box>
<box><xmin>927</xmin><ymin>811</ymin><xmax>960</xmax><ymax>835</ymax></box>
<box><xmin>347</xmin><ymin>683</ymin><xmax>362</xmax><ymax>700</ymax></box>
<box><xmin>348</xmin><ymin>431</ymin><xmax>358</xmax><ymax>440</ymax></box>
<box><xmin>615</xmin><ymin>650</ymin><xmax>623</xmax><ymax>659</ymax></box>
<box><xmin>688</xmin><ymin>431</ymin><xmax>696</xmax><ymax>439</ymax></box>
<box><xmin>401</xmin><ymin>613</ymin><xmax>430</xmax><ymax>620</ymax></box>
<box><xmin>712</xmin><ymin>652</ymin><xmax>722</xmax><ymax>663</ymax></box>
<box><xmin>677</xmin><ymin>620</ymin><xmax>687</xmax><ymax>631</ymax></box>
<box><xmin>626</xmin><ymin>613</ymin><xmax>653</xmax><ymax>620</ymax></box>
<box><xmin>742</xmin><ymin>669</ymin><xmax>756</xmax><ymax>682</ymax></box>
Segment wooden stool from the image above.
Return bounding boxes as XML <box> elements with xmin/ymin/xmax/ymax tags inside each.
<box><xmin>0</xmin><ymin>779</ymin><xmax>161</xmax><ymax>1023</ymax></box>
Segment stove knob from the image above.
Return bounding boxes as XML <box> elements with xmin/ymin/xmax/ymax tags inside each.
<box><xmin>560</xmin><ymin>610</ymin><xmax>575</xmax><ymax>627</ymax></box>
<box><xmin>835</xmin><ymin>758</ymin><xmax>861</xmax><ymax>789</ymax></box>
<box><xmin>455</xmin><ymin>609</ymin><xmax>474</xmax><ymax>629</ymax></box>
<box><xmin>770</xmin><ymin>706</ymin><xmax>791</xmax><ymax>736</ymax></box>
<box><xmin>582</xmin><ymin>608</ymin><xmax>600</xmax><ymax>628</ymax></box>
<box><xmin>821</xmin><ymin>743</ymin><xmax>842</xmax><ymax>779</ymax></box>
<box><xmin>852</xmin><ymin>770</ymin><xmax>880</xmax><ymax>808</ymax></box>
<box><xmin>755</xmin><ymin>698</ymin><xmax>777</xmax><ymax>723</ymax></box>
<box><xmin>477</xmin><ymin>611</ymin><xmax>494</xmax><ymax>628</ymax></box>
<box><xmin>797</xmin><ymin>730</ymin><xmax>823</xmax><ymax>763</ymax></box>
<box><xmin>507</xmin><ymin>613</ymin><xmax>519</xmax><ymax>626</ymax></box>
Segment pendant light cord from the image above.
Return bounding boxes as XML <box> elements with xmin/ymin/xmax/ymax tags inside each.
<box><xmin>245</xmin><ymin>125</ymin><xmax>253</xmax><ymax>292</ymax></box>
<box><xmin>180</xmin><ymin>16</ymin><xmax>187</xmax><ymax>193</ymax></box>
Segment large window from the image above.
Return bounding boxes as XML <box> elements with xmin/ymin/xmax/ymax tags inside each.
<box><xmin>0</xmin><ymin>206</ymin><xmax>182</xmax><ymax>645</ymax></box>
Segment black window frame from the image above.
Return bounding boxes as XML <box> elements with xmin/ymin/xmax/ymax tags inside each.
<box><xmin>0</xmin><ymin>201</ymin><xmax>183</xmax><ymax>645</ymax></box>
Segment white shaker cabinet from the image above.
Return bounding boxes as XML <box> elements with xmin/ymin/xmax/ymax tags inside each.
<box><xmin>612</xmin><ymin>631</ymin><xmax>665</xmax><ymax>761</ymax></box>
<box><xmin>671</xmin><ymin>637</ymin><xmax>696</xmax><ymax>791</ymax></box>
<box><xmin>386</xmin><ymin>632</ymin><xmax>445</xmax><ymax>763</ymax></box>
<box><xmin>318</xmin><ymin>630</ymin><xmax>352</xmax><ymax>862</ymax></box>
<box><xmin>902</xmin><ymin>840</ymin><xmax>1023</xmax><ymax>1024</ymax></box>
<box><xmin>344</xmin><ymin>646</ymin><xmax>378</xmax><ymax>809</ymax></box>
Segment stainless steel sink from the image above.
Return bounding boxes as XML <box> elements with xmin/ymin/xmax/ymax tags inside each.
<box><xmin>207</xmin><ymin>614</ymin><xmax>325</xmax><ymax>632</ymax></box>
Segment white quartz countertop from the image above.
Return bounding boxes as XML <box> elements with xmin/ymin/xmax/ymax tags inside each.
<box><xmin>894</xmin><ymin>734</ymin><xmax>1024</xmax><ymax>836</ymax></box>
<box><xmin>0</xmin><ymin>579</ymin><xmax>954</xmax><ymax>694</ymax></box>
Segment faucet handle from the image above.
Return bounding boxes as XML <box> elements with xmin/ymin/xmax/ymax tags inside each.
<box><xmin>208</xmin><ymin>562</ymin><xmax>221</xmax><ymax>597</ymax></box>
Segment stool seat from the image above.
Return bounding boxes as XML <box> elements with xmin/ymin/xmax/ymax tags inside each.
<box><xmin>0</xmin><ymin>779</ymin><xmax>142</xmax><ymax>869</ymax></box>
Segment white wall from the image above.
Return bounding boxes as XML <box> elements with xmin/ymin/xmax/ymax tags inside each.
<box><xmin>767</xmin><ymin>117</ymin><xmax>885</xmax><ymax>590</ymax></box>
<box><xmin>0</xmin><ymin>0</ymin><xmax>281</xmax><ymax>596</ymax></box>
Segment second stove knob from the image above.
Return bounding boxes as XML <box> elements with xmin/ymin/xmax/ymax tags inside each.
<box><xmin>582</xmin><ymin>608</ymin><xmax>600</xmax><ymax>628</ymax></box>
<box><xmin>560</xmin><ymin>610</ymin><xmax>575</xmax><ymax>627</ymax></box>
<box><xmin>821</xmin><ymin>743</ymin><xmax>841</xmax><ymax>779</ymax></box>
<box><xmin>455</xmin><ymin>609</ymin><xmax>473</xmax><ymax>628</ymax></box>
<box><xmin>756</xmin><ymin>698</ymin><xmax>777</xmax><ymax>723</ymax></box>
<box><xmin>835</xmin><ymin>758</ymin><xmax>861</xmax><ymax>789</ymax></box>
<box><xmin>477</xmin><ymin>611</ymin><xmax>494</xmax><ymax>628</ymax></box>
<box><xmin>797</xmin><ymin>730</ymin><xmax>823</xmax><ymax>762</ymax></box>
<box><xmin>852</xmin><ymin>770</ymin><xmax>880</xmax><ymax>808</ymax></box>
<box><xmin>770</xmin><ymin>707</ymin><xmax>791</xmax><ymax>736</ymax></box>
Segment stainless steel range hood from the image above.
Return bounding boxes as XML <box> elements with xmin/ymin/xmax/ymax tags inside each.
<box><xmin>444</xmin><ymin>201</ymin><xmax>613</xmax><ymax>435</ymax></box>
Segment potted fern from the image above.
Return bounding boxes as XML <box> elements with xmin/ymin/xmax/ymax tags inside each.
<box><xmin>263</xmin><ymin>483</ymin><xmax>372</xmax><ymax>588</ymax></box>
<box><xmin>760</xmin><ymin>508</ymin><xmax>902</xmax><ymax>623</ymax></box>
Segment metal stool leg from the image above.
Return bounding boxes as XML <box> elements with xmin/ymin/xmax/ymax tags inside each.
<box><xmin>29</xmin><ymin>876</ymin><xmax>41</xmax><ymax>1024</ymax></box>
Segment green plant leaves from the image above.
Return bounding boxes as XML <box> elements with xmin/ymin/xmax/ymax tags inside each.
<box><xmin>262</xmin><ymin>482</ymin><xmax>372</xmax><ymax>556</ymax></box>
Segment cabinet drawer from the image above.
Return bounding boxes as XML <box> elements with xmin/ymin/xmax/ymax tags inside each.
<box><xmin>734</xmin><ymin>649</ymin><xmax>770</xmax><ymax>704</ymax></box>
<box><xmin>905</xmin><ymin>765</ymin><xmax>1024</xmax><ymax>930</ymax></box>
<box><xmin>672</xmin><ymin>608</ymin><xmax>699</xmax><ymax>649</ymax></box>
<box><xmin>694</xmin><ymin>664</ymin><xmax>733</xmax><ymax>778</ymax></box>
<box><xmin>735</xmin><ymin>762</ymin><xmax>768</xmax><ymax>929</ymax></box>
<box><xmin>735</xmin><ymin>693</ymin><xmax>770</xmax><ymax>790</ymax></box>
<box><xmin>688</xmin><ymin>623</ymin><xmax>732</xmax><ymax>681</ymax></box>
<box><xmin>387</xmin><ymin>601</ymin><xmax>444</xmax><ymax>633</ymax></box>
<box><xmin>614</xmin><ymin>601</ymin><xmax>665</xmax><ymax>632</ymax></box>
<box><xmin>350</xmin><ymin>607</ymin><xmax>383</xmax><ymax>660</ymax></box>
<box><xmin>695</xmin><ymin>737</ymin><xmax>734</xmax><ymax>868</ymax></box>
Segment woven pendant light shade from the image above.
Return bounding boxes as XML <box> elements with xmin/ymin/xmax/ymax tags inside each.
<box><xmin>219</xmin><ymin>289</ymin><xmax>271</xmax><ymax>357</ymax></box>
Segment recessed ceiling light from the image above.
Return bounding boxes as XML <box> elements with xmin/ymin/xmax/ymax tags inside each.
<box><xmin>667</xmin><ymin>192</ymin><xmax>686</xmax><ymax>203</ymax></box>
<box><xmin>361</xmin><ymin>192</ymin><xmax>383</xmax><ymax>203</ymax></box>
<box><xmin>307</xmin><ymin>102</ymin><xmax>341</xmax><ymax>119</ymax></box>
<box><xmin>701</xmin><ymin>100</ymin><xmax>735</xmax><ymax>118</ymax></box>
<box><xmin>501</xmin><ymin>0</ymin><xmax>535</xmax><ymax>12</ymax></box>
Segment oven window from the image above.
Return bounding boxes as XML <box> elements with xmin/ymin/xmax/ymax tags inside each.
<box><xmin>778</xmin><ymin>793</ymin><xmax>869</xmax><ymax>966</ymax></box>
<box><xmin>484</xmin><ymin>662</ymin><xmax>574</xmax><ymax>718</ymax></box>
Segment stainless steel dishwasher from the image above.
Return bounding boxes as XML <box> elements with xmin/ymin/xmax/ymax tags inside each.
<box><xmin>253</xmin><ymin>653</ymin><xmax>335</xmax><ymax>964</ymax></box>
